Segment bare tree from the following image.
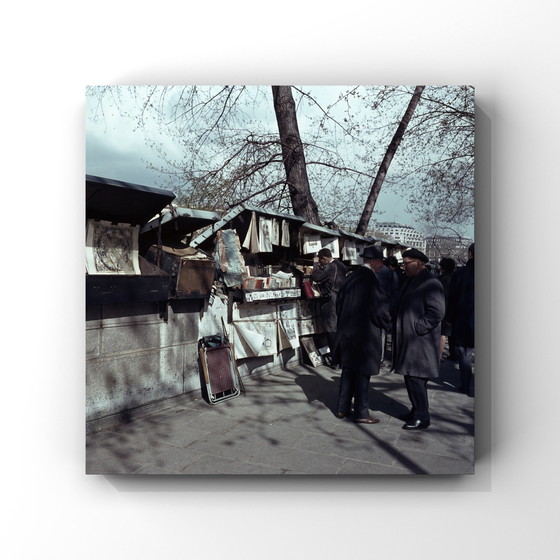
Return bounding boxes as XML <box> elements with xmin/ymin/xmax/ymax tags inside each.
<box><xmin>311</xmin><ymin>85</ymin><xmax>474</xmax><ymax>232</ymax></box>
<box><xmin>272</xmin><ymin>86</ymin><xmax>320</xmax><ymax>224</ymax></box>
<box><xmin>86</xmin><ymin>86</ymin><xmax>373</xmax><ymax>223</ymax></box>
<box><xmin>387</xmin><ymin>85</ymin><xmax>475</xmax><ymax>227</ymax></box>
<box><xmin>355</xmin><ymin>86</ymin><xmax>425</xmax><ymax>235</ymax></box>
<box><xmin>86</xmin><ymin>85</ymin><xmax>474</xmax><ymax>235</ymax></box>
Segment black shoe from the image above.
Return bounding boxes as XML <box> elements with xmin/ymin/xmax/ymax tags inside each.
<box><xmin>402</xmin><ymin>419</ymin><xmax>430</xmax><ymax>430</ymax></box>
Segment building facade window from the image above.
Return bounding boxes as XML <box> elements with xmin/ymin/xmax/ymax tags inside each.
<box><xmin>373</xmin><ymin>222</ymin><xmax>426</xmax><ymax>253</ymax></box>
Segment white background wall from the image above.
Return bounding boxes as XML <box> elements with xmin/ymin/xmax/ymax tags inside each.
<box><xmin>4</xmin><ymin>2</ymin><xmax>558</xmax><ymax>558</ymax></box>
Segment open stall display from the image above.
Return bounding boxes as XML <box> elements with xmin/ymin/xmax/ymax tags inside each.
<box><xmin>239</xmin><ymin>263</ymin><xmax>302</xmax><ymax>303</ymax></box>
<box><xmin>85</xmin><ymin>175</ymin><xmax>176</xmax><ymax>305</ymax></box>
<box><xmin>230</xmin><ymin>301</ymin><xmax>302</xmax><ymax>359</ymax></box>
<box><xmin>299</xmin><ymin>224</ymin><xmax>339</xmax><ymax>301</ymax></box>
<box><xmin>214</xmin><ymin>229</ymin><xmax>249</xmax><ymax>288</ymax></box>
<box><xmin>337</xmin><ymin>228</ymin><xmax>372</xmax><ymax>265</ymax></box>
<box><xmin>189</xmin><ymin>205</ymin><xmax>308</xmax><ymax>304</ymax></box>
<box><xmin>186</xmin><ymin>203</ymin><xmax>407</xmax><ymax>355</ymax></box>
<box><xmin>216</xmin><ymin>228</ymin><xmax>301</xmax><ymax>303</ymax></box>
<box><xmin>242</xmin><ymin>256</ymin><xmax>301</xmax><ymax>300</ymax></box>
<box><xmin>140</xmin><ymin>206</ymin><xmax>221</xmax><ymax>299</ymax></box>
<box><xmin>188</xmin><ymin>205</ymin><xmax>395</xmax><ymax>306</ymax></box>
<box><xmin>299</xmin><ymin>223</ymin><xmax>342</xmax><ymax>256</ymax></box>
<box><xmin>190</xmin><ymin>204</ymin><xmax>306</xmax><ymax>254</ymax></box>
<box><xmin>240</xmin><ymin>211</ymin><xmax>292</xmax><ymax>253</ymax></box>
<box><xmin>143</xmin><ymin>244</ymin><xmax>216</xmax><ymax>299</ymax></box>
<box><xmin>237</xmin><ymin>212</ymin><xmax>301</xmax><ymax>296</ymax></box>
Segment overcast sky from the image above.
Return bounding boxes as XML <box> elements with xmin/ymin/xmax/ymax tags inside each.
<box><xmin>85</xmin><ymin>86</ymin><xmax>472</xmax><ymax>238</ymax></box>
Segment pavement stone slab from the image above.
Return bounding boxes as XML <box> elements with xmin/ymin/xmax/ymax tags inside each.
<box><xmin>159</xmin><ymin>409</ymin><xmax>245</xmax><ymax>436</ymax></box>
<box><xmin>86</xmin><ymin>435</ymin><xmax>156</xmax><ymax>474</ymax></box>
<box><xmin>183</xmin><ymin>433</ymin><xmax>346</xmax><ymax>475</ymax></box>
<box><xmin>242</xmin><ymin>445</ymin><xmax>347</xmax><ymax>475</ymax></box>
<box><xmin>390</xmin><ymin>447</ymin><xmax>474</xmax><ymax>475</ymax></box>
<box><xmin>293</xmin><ymin>430</ymin><xmax>399</xmax><ymax>468</ymax></box>
<box><xmin>86</xmin><ymin>455</ymin><xmax>146</xmax><ymax>475</ymax></box>
<box><xmin>132</xmin><ymin>464</ymin><xmax>189</xmax><ymax>474</ymax></box>
<box><xmin>336</xmin><ymin>458</ymin><xmax>413</xmax><ymax>475</ymax></box>
<box><xmin>86</xmin><ymin>362</ymin><xmax>474</xmax><ymax>476</ymax></box>
<box><xmin>286</xmin><ymin>414</ymin><xmax>401</xmax><ymax>445</ymax></box>
<box><xmin>179</xmin><ymin>454</ymin><xmax>288</xmax><ymax>475</ymax></box>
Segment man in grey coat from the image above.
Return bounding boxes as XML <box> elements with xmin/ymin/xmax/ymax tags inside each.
<box><xmin>392</xmin><ymin>248</ymin><xmax>445</xmax><ymax>430</ymax></box>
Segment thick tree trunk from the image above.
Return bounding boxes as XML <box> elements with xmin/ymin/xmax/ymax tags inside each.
<box><xmin>355</xmin><ymin>85</ymin><xmax>425</xmax><ymax>236</ymax></box>
<box><xmin>272</xmin><ymin>86</ymin><xmax>321</xmax><ymax>224</ymax></box>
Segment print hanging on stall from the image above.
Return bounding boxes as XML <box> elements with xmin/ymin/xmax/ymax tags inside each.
<box><xmin>85</xmin><ymin>220</ymin><xmax>141</xmax><ymax>275</ymax></box>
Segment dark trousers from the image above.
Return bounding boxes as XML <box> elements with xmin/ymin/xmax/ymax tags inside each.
<box><xmin>404</xmin><ymin>375</ymin><xmax>430</xmax><ymax>424</ymax></box>
<box><xmin>326</xmin><ymin>331</ymin><xmax>337</xmax><ymax>365</ymax></box>
<box><xmin>457</xmin><ymin>346</ymin><xmax>474</xmax><ymax>394</ymax></box>
<box><xmin>337</xmin><ymin>367</ymin><xmax>371</xmax><ymax>419</ymax></box>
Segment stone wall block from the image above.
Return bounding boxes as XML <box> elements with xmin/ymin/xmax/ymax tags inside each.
<box><xmin>86</xmin><ymin>346</ymin><xmax>183</xmax><ymax>421</ymax></box>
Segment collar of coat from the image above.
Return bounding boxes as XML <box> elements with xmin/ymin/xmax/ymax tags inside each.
<box><xmin>404</xmin><ymin>267</ymin><xmax>433</xmax><ymax>286</ymax></box>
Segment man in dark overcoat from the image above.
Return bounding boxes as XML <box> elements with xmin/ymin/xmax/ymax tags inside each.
<box><xmin>374</xmin><ymin>256</ymin><xmax>400</xmax><ymax>363</ymax></box>
<box><xmin>445</xmin><ymin>243</ymin><xmax>475</xmax><ymax>395</ymax></box>
<box><xmin>392</xmin><ymin>248</ymin><xmax>445</xmax><ymax>430</ymax></box>
<box><xmin>333</xmin><ymin>246</ymin><xmax>392</xmax><ymax>424</ymax></box>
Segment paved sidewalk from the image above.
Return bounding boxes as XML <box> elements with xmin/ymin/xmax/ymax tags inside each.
<box><xmin>86</xmin><ymin>358</ymin><xmax>474</xmax><ymax>476</ymax></box>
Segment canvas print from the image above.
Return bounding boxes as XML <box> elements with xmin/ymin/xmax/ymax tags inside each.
<box><xmin>86</xmin><ymin>85</ymin><xmax>475</xmax><ymax>475</ymax></box>
<box><xmin>85</xmin><ymin>220</ymin><xmax>140</xmax><ymax>275</ymax></box>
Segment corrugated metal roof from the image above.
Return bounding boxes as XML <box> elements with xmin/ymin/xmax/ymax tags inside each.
<box><xmin>140</xmin><ymin>206</ymin><xmax>221</xmax><ymax>237</ymax></box>
<box><xmin>86</xmin><ymin>175</ymin><xmax>176</xmax><ymax>226</ymax></box>
<box><xmin>337</xmin><ymin>228</ymin><xmax>373</xmax><ymax>243</ymax></box>
<box><xmin>189</xmin><ymin>203</ymin><xmax>306</xmax><ymax>248</ymax></box>
<box><xmin>300</xmin><ymin>222</ymin><xmax>342</xmax><ymax>237</ymax></box>
<box><xmin>240</xmin><ymin>203</ymin><xmax>307</xmax><ymax>223</ymax></box>
<box><xmin>187</xmin><ymin>200</ymin><xmax>408</xmax><ymax>252</ymax></box>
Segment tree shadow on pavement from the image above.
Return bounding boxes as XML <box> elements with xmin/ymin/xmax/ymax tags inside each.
<box><xmin>293</xmin><ymin>370</ymin><xmax>341</xmax><ymax>416</ymax></box>
<box><xmin>293</xmin><ymin>367</ymin><xmax>409</xmax><ymax>420</ymax></box>
<box><xmin>368</xmin><ymin>385</ymin><xmax>410</xmax><ymax>419</ymax></box>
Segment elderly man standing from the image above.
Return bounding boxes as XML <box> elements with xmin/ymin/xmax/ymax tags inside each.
<box><xmin>392</xmin><ymin>248</ymin><xmax>445</xmax><ymax>430</ymax></box>
<box><xmin>333</xmin><ymin>246</ymin><xmax>392</xmax><ymax>424</ymax></box>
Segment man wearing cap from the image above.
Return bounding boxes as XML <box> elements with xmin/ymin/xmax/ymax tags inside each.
<box><xmin>310</xmin><ymin>247</ymin><xmax>348</xmax><ymax>369</ymax></box>
<box><xmin>391</xmin><ymin>248</ymin><xmax>445</xmax><ymax>430</ymax></box>
<box><xmin>332</xmin><ymin>245</ymin><xmax>392</xmax><ymax>424</ymax></box>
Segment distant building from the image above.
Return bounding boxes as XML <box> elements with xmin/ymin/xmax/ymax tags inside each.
<box><xmin>372</xmin><ymin>222</ymin><xmax>426</xmax><ymax>252</ymax></box>
<box><xmin>425</xmin><ymin>235</ymin><xmax>473</xmax><ymax>264</ymax></box>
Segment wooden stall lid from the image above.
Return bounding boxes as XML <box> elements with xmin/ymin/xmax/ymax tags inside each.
<box><xmin>177</xmin><ymin>259</ymin><xmax>215</xmax><ymax>296</ymax></box>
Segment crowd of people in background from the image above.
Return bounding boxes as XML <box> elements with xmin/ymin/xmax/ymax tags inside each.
<box><xmin>311</xmin><ymin>243</ymin><xmax>475</xmax><ymax>431</ymax></box>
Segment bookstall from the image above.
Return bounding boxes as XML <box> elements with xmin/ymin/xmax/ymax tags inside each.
<box><xmin>140</xmin><ymin>205</ymin><xmax>221</xmax><ymax>300</ymax></box>
<box><xmin>86</xmin><ymin>175</ymin><xmax>408</xmax><ymax>427</ymax></box>
<box><xmin>190</xmin><ymin>205</ymin><xmax>312</xmax><ymax>368</ymax></box>
<box><xmin>188</xmin><ymin>205</ymin><xmax>394</xmax><ymax>370</ymax></box>
<box><xmin>85</xmin><ymin>175</ymin><xmax>175</xmax><ymax>305</ymax></box>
